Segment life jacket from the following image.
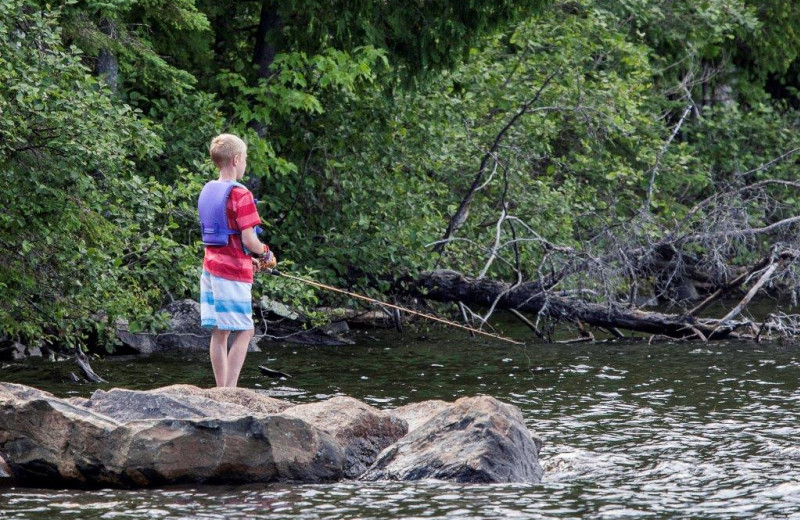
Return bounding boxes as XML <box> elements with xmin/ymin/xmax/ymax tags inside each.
<box><xmin>197</xmin><ymin>180</ymin><xmax>246</xmax><ymax>246</ymax></box>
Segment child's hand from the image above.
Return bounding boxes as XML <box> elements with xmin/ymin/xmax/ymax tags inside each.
<box><xmin>261</xmin><ymin>251</ymin><xmax>277</xmax><ymax>270</ymax></box>
<box><xmin>251</xmin><ymin>244</ymin><xmax>277</xmax><ymax>272</ymax></box>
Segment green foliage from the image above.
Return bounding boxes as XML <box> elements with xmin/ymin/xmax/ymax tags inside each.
<box><xmin>274</xmin><ymin>0</ymin><xmax>550</xmax><ymax>74</ymax></box>
<box><xmin>7</xmin><ymin>0</ymin><xmax>800</xmax><ymax>348</ymax></box>
<box><xmin>0</xmin><ymin>1</ymin><xmax>196</xmax><ymax>349</ymax></box>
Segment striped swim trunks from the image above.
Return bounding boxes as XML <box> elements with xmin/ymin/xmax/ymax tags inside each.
<box><xmin>200</xmin><ymin>270</ymin><xmax>254</xmax><ymax>331</ymax></box>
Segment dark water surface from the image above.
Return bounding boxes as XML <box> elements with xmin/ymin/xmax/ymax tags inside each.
<box><xmin>2</xmin><ymin>329</ymin><xmax>800</xmax><ymax>519</ymax></box>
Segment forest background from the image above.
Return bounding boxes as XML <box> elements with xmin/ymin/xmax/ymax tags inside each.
<box><xmin>3</xmin><ymin>0</ymin><xmax>800</xmax><ymax>350</ymax></box>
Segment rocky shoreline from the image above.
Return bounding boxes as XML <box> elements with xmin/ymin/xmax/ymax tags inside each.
<box><xmin>1</xmin><ymin>298</ymin><xmax>388</xmax><ymax>362</ymax></box>
<box><xmin>0</xmin><ymin>382</ymin><xmax>543</xmax><ymax>488</ymax></box>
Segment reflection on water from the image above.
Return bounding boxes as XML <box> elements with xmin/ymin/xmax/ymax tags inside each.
<box><xmin>3</xmin><ymin>330</ymin><xmax>800</xmax><ymax>519</ymax></box>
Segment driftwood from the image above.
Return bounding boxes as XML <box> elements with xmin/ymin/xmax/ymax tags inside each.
<box><xmin>415</xmin><ymin>248</ymin><xmax>799</xmax><ymax>342</ymax></box>
<box><xmin>75</xmin><ymin>350</ymin><xmax>107</xmax><ymax>383</ymax></box>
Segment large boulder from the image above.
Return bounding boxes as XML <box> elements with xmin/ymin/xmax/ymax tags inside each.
<box><xmin>77</xmin><ymin>388</ymin><xmax>254</xmax><ymax>422</ymax></box>
<box><xmin>149</xmin><ymin>384</ymin><xmax>293</xmax><ymax>415</ymax></box>
<box><xmin>0</xmin><ymin>384</ymin><xmax>542</xmax><ymax>487</ymax></box>
<box><xmin>282</xmin><ymin>396</ymin><xmax>407</xmax><ymax>478</ymax></box>
<box><xmin>391</xmin><ymin>400</ymin><xmax>451</xmax><ymax>433</ymax></box>
<box><xmin>108</xmin><ymin>414</ymin><xmax>344</xmax><ymax>487</ymax></box>
<box><xmin>362</xmin><ymin>395</ymin><xmax>543</xmax><ymax>483</ymax></box>
<box><xmin>72</xmin><ymin>384</ymin><xmax>293</xmax><ymax>425</ymax></box>
<box><xmin>0</xmin><ymin>388</ymin><xmax>123</xmax><ymax>487</ymax></box>
<box><xmin>0</xmin><ymin>386</ymin><xmax>344</xmax><ymax>487</ymax></box>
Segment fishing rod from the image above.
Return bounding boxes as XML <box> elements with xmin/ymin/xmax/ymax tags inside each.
<box><xmin>265</xmin><ymin>269</ymin><xmax>524</xmax><ymax>345</ymax></box>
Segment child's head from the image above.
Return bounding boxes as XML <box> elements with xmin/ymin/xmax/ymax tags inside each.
<box><xmin>209</xmin><ymin>133</ymin><xmax>247</xmax><ymax>170</ymax></box>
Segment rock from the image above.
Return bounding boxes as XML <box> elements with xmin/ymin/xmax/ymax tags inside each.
<box><xmin>260</xmin><ymin>297</ymin><xmax>304</xmax><ymax>322</ymax></box>
<box><xmin>0</xmin><ymin>384</ymin><xmax>540</xmax><ymax>487</ymax></box>
<box><xmin>283</xmin><ymin>396</ymin><xmax>407</xmax><ymax>478</ymax></box>
<box><xmin>361</xmin><ymin>396</ymin><xmax>543</xmax><ymax>483</ymax></box>
<box><xmin>256</xmin><ymin>299</ymin><xmax>355</xmax><ymax>346</ymax></box>
<box><xmin>115</xmin><ymin>320</ymin><xmax>158</xmax><ymax>355</ymax></box>
<box><xmin>0</xmin><ymin>451</ymin><xmax>12</xmax><ymax>483</ymax></box>
<box><xmin>0</xmin><ymin>382</ymin><xmax>56</xmax><ymax>401</ymax></box>
<box><xmin>0</xmin><ymin>341</ymin><xmax>40</xmax><ymax>361</ymax></box>
<box><xmin>149</xmin><ymin>384</ymin><xmax>293</xmax><ymax>415</ymax></box>
<box><xmin>116</xmin><ymin>300</ymin><xmax>260</xmax><ymax>354</ymax></box>
<box><xmin>110</xmin><ymin>414</ymin><xmax>344</xmax><ymax>486</ymax></box>
<box><xmin>257</xmin><ymin>322</ymin><xmax>354</xmax><ymax>346</ymax></box>
<box><xmin>391</xmin><ymin>400</ymin><xmax>451</xmax><ymax>433</ymax></box>
<box><xmin>0</xmin><ymin>385</ymin><xmax>344</xmax><ymax>487</ymax></box>
<box><xmin>321</xmin><ymin>320</ymin><xmax>350</xmax><ymax>336</ymax></box>
<box><xmin>316</xmin><ymin>307</ymin><xmax>396</xmax><ymax>329</ymax></box>
<box><xmin>0</xmin><ymin>388</ymin><xmax>122</xmax><ymax>487</ymax></box>
<box><xmin>154</xmin><ymin>299</ymin><xmax>210</xmax><ymax>351</ymax></box>
<box><xmin>77</xmin><ymin>388</ymin><xmax>254</xmax><ymax>422</ymax></box>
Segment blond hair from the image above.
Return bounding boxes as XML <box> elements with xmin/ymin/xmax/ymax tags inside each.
<box><xmin>209</xmin><ymin>134</ymin><xmax>247</xmax><ymax>168</ymax></box>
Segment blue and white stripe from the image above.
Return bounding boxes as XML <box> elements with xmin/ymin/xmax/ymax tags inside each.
<box><xmin>200</xmin><ymin>271</ymin><xmax>254</xmax><ymax>331</ymax></box>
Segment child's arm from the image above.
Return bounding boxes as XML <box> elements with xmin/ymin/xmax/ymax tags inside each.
<box><xmin>241</xmin><ymin>227</ymin><xmax>277</xmax><ymax>269</ymax></box>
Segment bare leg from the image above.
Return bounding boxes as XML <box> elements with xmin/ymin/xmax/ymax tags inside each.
<box><xmin>225</xmin><ymin>328</ymin><xmax>254</xmax><ymax>388</ymax></box>
<box><xmin>209</xmin><ymin>328</ymin><xmax>230</xmax><ymax>387</ymax></box>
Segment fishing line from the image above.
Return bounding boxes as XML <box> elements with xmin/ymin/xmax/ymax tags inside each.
<box><xmin>265</xmin><ymin>270</ymin><xmax>525</xmax><ymax>345</ymax></box>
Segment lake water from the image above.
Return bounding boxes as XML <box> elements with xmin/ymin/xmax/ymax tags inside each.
<box><xmin>2</xmin><ymin>329</ymin><xmax>800</xmax><ymax>519</ymax></box>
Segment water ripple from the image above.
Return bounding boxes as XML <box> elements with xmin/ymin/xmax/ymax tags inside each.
<box><xmin>2</xmin><ymin>338</ymin><xmax>800</xmax><ymax>519</ymax></box>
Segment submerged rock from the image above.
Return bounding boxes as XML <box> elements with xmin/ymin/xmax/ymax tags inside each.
<box><xmin>362</xmin><ymin>395</ymin><xmax>543</xmax><ymax>483</ymax></box>
<box><xmin>0</xmin><ymin>383</ymin><xmax>542</xmax><ymax>487</ymax></box>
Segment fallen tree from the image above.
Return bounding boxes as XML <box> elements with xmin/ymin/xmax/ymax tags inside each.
<box><xmin>415</xmin><ymin>247</ymin><xmax>799</xmax><ymax>342</ymax></box>
<box><xmin>421</xmin><ymin>143</ymin><xmax>800</xmax><ymax>343</ymax></box>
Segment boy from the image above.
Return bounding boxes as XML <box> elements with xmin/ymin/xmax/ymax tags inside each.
<box><xmin>198</xmin><ymin>133</ymin><xmax>277</xmax><ymax>388</ymax></box>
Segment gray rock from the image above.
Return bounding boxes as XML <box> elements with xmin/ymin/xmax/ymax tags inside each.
<box><xmin>283</xmin><ymin>396</ymin><xmax>407</xmax><ymax>478</ymax></box>
<box><xmin>321</xmin><ymin>320</ymin><xmax>350</xmax><ymax>336</ymax></box>
<box><xmin>362</xmin><ymin>395</ymin><xmax>543</xmax><ymax>483</ymax></box>
<box><xmin>0</xmin><ymin>385</ymin><xmax>344</xmax><ymax>487</ymax></box>
<box><xmin>0</xmin><ymin>341</ymin><xmax>40</xmax><ymax>361</ymax></box>
<box><xmin>0</xmin><ymin>382</ymin><xmax>59</xmax><ymax>401</ymax></box>
<box><xmin>0</xmin><ymin>451</ymin><xmax>12</xmax><ymax>482</ymax></box>
<box><xmin>0</xmin><ymin>388</ymin><xmax>122</xmax><ymax>487</ymax></box>
<box><xmin>153</xmin><ymin>299</ymin><xmax>213</xmax><ymax>352</ymax></box>
<box><xmin>116</xmin><ymin>300</ymin><xmax>260</xmax><ymax>354</ymax></box>
<box><xmin>391</xmin><ymin>400</ymin><xmax>452</xmax><ymax>433</ymax></box>
<box><xmin>78</xmin><ymin>388</ymin><xmax>253</xmax><ymax>422</ymax></box>
<box><xmin>109</xmin><ymin>414</ymin><xmax>344</xmax><ymax>486</ymax></box>
<box><xmin>115</xmin><ymin>321</ymin><xmax>158</xmax><ymax>354</ymax></box>
<box><xmin>260</xmin><ymin>297</ymin><xmax>304</xmax><ymax>321</ymax></box>
<box><xmin>149</xmin><ymin>384</ymin><xmax>293</xmax><ymax>415</ymax></box>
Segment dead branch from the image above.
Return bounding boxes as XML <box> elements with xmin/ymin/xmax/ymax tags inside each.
<box><xmin>414</xmin><ymin>269</ymin><xmax>748</xmax><ymax>340</ymax></box>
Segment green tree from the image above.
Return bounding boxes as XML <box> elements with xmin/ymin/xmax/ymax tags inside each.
<box><xmin>0</xmin><ymin>1</ymin><xmax>193</xmax><ymax>348</ymax></box>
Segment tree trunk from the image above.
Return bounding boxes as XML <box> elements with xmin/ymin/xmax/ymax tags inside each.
<box><xmin>253</xmin><ymin>1</ymin><xmax>280</xmax><ymax>79</ymax></box>
<box><xmin>414</xmin><ymin>270</ymin><xmax>747</xmax><ymax>340</ymax></box>
<box><xmin>96</xmin><ymin>18</ymin><xmax>118</xmax><ymax>94</ymax></box>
